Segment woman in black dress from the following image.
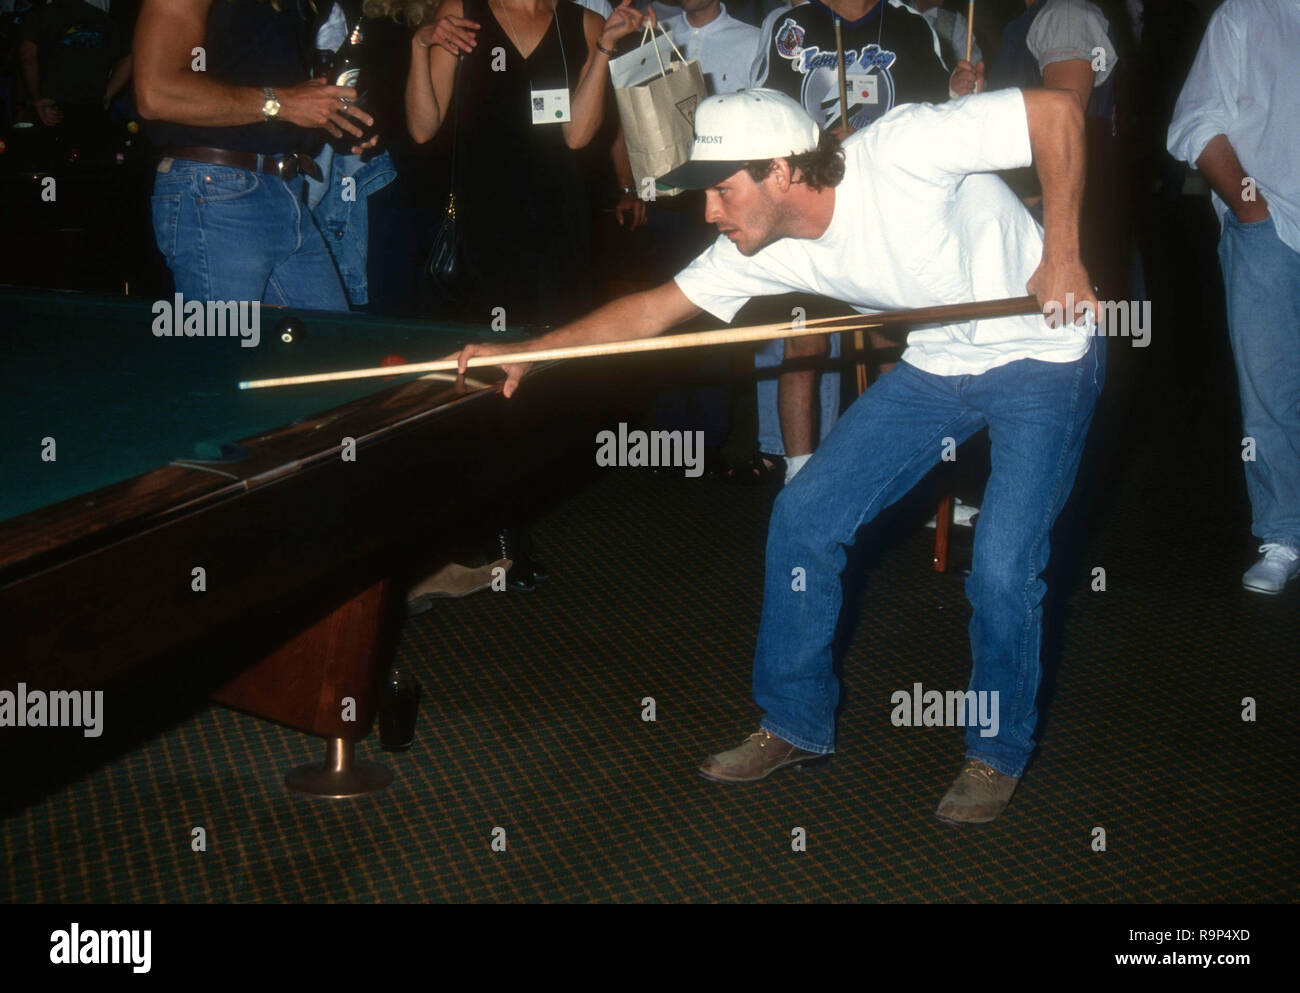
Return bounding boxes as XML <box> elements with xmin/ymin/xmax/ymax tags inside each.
<box><xmin>407</xmin><ymin>0</ymin><xmax>648</xmax><ymax>326</ymax></box>
<box><xmin>406</xmin><ymin>0</ymin><xmax>649</xmax><ymax>591</ymax></box>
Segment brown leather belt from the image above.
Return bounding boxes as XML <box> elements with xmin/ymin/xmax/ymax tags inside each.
<box><xmin>159</xmin><ymin>145</ymin><xmax>322</xmax><ymax>181</ymax></box>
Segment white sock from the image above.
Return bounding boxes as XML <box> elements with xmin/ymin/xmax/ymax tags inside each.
<box><xmin>784</xmin><ymin>453</ymin><xmax>812</xmax><ymax>483</ymax></box>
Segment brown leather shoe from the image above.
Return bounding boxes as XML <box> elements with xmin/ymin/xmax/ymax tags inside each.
<box><xmin>698</xmin><ymin>729</ymin><xmax>827</xmax><ymax>784</ymax></box>
<box><xmin>935</xmin><ymin>758</ymin><xmax>1020</xmax><ymax>825</ymax></box>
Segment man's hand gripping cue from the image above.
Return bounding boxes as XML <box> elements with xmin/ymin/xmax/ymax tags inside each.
<box><xmin>1027</xmin><ymin>256</ymin><xmax>1098</xmax><ymax>329</ymax></box>
<box><xmin>454</xmin><ymin>341</ymin><xmax>534</xmax><ymax>399</ymax></box>
<box><xmin>448</xmin><ymin>280</ymin><xmax>703</xmax><ymax>399</ymax></box>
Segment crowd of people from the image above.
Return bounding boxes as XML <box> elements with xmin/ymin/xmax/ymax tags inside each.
<box><xmin>2</xmin><ymin>0</ymin><xmax>1296</xmax><ymax>821</ymax></box>
<box><xmin>0</xmin><ymin>0</ymin><xmax>1180</xmax><ymax>488</ymax></box>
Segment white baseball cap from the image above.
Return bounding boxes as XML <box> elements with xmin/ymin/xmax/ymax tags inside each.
<box><xmin>662</xmin><ymin>88</ymin><xmax>822</xmax><ymax>190</ymax></box>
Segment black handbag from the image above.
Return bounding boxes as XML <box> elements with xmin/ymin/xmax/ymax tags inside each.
<box><xmin>425</xmin><ymin>56</ymin><xmax>469</xmax><ymax>301</ymax></box>
<box><xmin>425</xmin><ymin>192</ymin><xmax>462</xmax><ymax>289</ymax></box>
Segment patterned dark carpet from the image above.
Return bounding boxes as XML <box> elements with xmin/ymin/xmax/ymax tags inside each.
<box><xmin>2</xmin><ymin>198</ymin><xmax>1297</xmax><ymax>904</ymax></box>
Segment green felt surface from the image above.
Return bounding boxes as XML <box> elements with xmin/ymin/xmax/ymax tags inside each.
<box><xmin>1</xmin><ymin>288</ymin><xmax>518</xmax><ymax>524</ymax></box>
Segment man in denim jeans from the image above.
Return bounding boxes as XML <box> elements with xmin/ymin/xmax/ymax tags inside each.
<box><xmin>1167</xmin><ymin>0</ymin><xmax>1300</xmax><ymax>596</ymax></box>
<box><xmin>455</xmin><ymin>85</ymin><xmax>1103</xmax><ymax>824</ymax></box>
<box><xmin>134</xmin><ymin>0</ymin><xmax>376</xmax><ymax>308</ymax></box>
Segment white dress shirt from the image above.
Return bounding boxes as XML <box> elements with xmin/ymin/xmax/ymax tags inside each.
<box><xmin>1167</xmin><ymin>0</ymin><xmax>1300</xmax><ymax>254</ymax></box>
<box><xmin>649</xmin><ymin>1</ymin><xmax>683</xmax><ymax>22</ymax></box>
<box><xmin>575</xmin><ymin>0</ymin><xmax>614</xmax><ymax>17</ymax></box>
<box><xmin>663</xmin><ymin>4</ymin><xmax>761</xmax><ymax>94</ymax></box>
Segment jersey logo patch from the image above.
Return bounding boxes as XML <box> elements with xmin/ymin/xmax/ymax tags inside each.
<box><xmin>796</xmin><ymin>44</ymin><xmax>899</xmax><ymax>131</ymax></box>
<box><xmin>774</xmin><ymin>18</ymin><xmax>805</xmax><ymax>59</ymax></box>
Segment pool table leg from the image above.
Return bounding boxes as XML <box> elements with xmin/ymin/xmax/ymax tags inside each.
<box><xmin>933</xmin><ymin>494</ymin><xmax>953</xmax><ymax>573</ymax></box>
<box><xmin>284</xmin><ymin>734</ymin><xmax>393</xmax><ymax>798</ymax></box>
<box><xmin>211</xmin><ymin>578</ymin><xmax>397</xmax><ymax>796</ymax></box>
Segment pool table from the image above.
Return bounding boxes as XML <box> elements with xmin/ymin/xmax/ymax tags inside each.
<box><xmin>0</xmin><ymin>286</ymin><xmax>531</xmax><ymax>797</ymax></box>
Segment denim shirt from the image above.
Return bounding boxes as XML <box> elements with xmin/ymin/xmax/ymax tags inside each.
<box><xmin>306</xmin><ymin>144</ymin><xmax>397</xmax><ymax>307</ymax></box>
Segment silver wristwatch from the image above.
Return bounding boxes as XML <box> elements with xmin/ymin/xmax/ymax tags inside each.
<box><xmin>262</xmin><ymin>86</ymin><xmax>281</xmax><ymax>121</ymax></box>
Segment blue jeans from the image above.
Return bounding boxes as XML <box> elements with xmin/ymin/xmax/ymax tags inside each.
<box><xmin>1218</xmin><ymin>213</ymin><xmax>1300</xmax><ymax>547</ymax></box>
<box><xmin>150</xmin><ymin>158</ymin><xmax>349</xmax><ymax>310</ymax></box>
<box><xmin>755</xmin><ymin>333</ymin><xmax>842</xmax><ymax>455</ymax></box>
<box><xmin>753</xmin><ymin>339</ymin><xmax>1105</xmax><ymax>778</ymax></box>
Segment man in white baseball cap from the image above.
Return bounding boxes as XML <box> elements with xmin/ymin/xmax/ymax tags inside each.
<box><xmin>454</xmin><ymin>83</ymin><xmax>1102</xmax><ymax>825</ymax></box>
<box><xmin>658</xmin><ymin>88</ymin><xmax>822</xmax><ymax>192</ymax></box>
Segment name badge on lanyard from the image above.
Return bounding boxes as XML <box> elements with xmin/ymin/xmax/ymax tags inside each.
<box><xmin>530</xmin><ymin>87</ymin><xmax>571</xmax><ymax>124</ymax></box>
<box><xmin>845</xmin><ymin>74</ymin><xmax>880</xmax><ymax>105</ymax></box>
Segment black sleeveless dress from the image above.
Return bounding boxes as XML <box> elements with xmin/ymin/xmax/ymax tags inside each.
<box><xmin>447</xmin><ymin>0</ymin><xmax>594</xmax><ymax>327</ymax></box>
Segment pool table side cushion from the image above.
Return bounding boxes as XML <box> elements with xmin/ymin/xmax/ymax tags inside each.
<box><xmin>0</xmin><ymin>373</ymin><xmax>506</xmax><ymax>578</ymax></box>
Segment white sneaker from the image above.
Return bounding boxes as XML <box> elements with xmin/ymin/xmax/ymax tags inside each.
<box><xmin>1242</xmin><ymin>543</ymin><xmax>1300</xmax><ymax>595</ymax></box>
<box><xmin>925</xmin><ymin>498</ymin><xmax>980</xmax><ymax>529</ymax></box>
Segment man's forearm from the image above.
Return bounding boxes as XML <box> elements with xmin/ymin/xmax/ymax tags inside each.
<box><xmin>516</xmin><ymin>282</ymin><xmax>700</xmax><ymax>354</ymax></box>
<box><xmin>134</xmin><ymin>0</ymin><xmax>265</xmax><ymax>125</ymax></box>
<box><xmin>137</xmin><ymin>72</ymin><xmax>266</xmax><ymax>126</ymax></box>
<box><xmin>1023</xmin><ymin>88</ymin><xmax>1086</xmax><ymax>263</ymax></box>
<box><xmin>1196</xmin><ymin>134</ymin><xmax>1269</xmax><ymax>221</ymax></box>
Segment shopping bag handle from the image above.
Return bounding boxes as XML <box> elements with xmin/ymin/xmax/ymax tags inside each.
<box><xmin>635</xmin><ymin>22</ymin><xmax>687</xmax><ymax>79</ymax></box>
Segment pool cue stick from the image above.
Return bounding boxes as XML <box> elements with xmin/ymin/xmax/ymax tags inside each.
<box><xmin>833</xmin><ymin>15</ymin><xmax>871</xmax><ymax>396</ymax></box>
<box><xmin>240</xmin><ymin>295</ymin><xmax>1039</xmax><ymax>391</ymax></box>
<box><xmin>834</xmin><ymin>16</ymin><xmax>850</xmax><ymax>136</ymax></box>
<box><xmin>929</xmin><ymin>4</ymin><xmax>980</xmax><ymax>574</ymax></box>
<box><xmin>929</xmin><ymin>4</ymin><xmax>980</xmax><ymax>572</ymax></box>
<box><xmin>936</xmin><ymin>3</ymin><xmax>978</xmax><ymax>572</ymax></box>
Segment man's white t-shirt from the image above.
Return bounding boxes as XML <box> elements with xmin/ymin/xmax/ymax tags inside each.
<box><xmin>674</xmin><ymin>88</ymin><xmax>1091</xmax><ymax>377</ymax></box>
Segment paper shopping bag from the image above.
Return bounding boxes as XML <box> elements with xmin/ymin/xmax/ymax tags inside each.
<box><xmin>611</xmin><ymin>26</ymin><xmax>708</xmax><ymax>198</ymax></box>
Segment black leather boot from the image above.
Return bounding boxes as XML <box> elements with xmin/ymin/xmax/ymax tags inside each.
<box><xmin>497</xmin><ymin>527</ymin><xmax>549</xmax><ymax>592</ymax></box>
